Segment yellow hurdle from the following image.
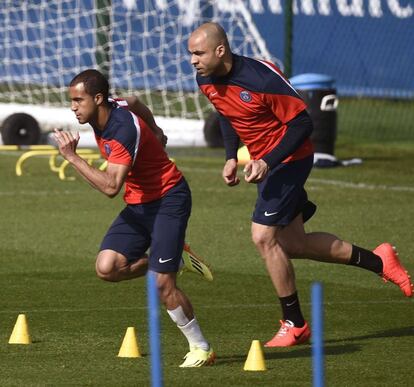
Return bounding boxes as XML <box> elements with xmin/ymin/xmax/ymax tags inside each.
<box><xmin>49</xmin><ymin>149</ymin><xmax>98</xmax><ymax>177</ymax></box>
<box><xmin>15</xmin><ymin>149</ymin><xmax>59</xmax><ymax>176</ymax></box>
<box><xmin>0</xmin><ymin>144</ymin><xmax>56</xmax><ymax>151</ymax></box>
<box><xmin>15</xmin><ymin>148</ymin><xmax>99</xmax><ymax>178</ymax></box>
<box><xmin>58</xmin><ymin>153</ymin><xmax>103</xmax><ymax>180</ymax></box>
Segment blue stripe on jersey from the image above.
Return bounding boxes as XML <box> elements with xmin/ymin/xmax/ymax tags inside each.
<box><xmin>197</xmin><ymin>54</ymin><xmax>299</xmax><ymax>97</ymax></box>
<box><xmin>93</xmin><ymin>106</ymin><xmax>140</xmax><ymax>162</ymax></box>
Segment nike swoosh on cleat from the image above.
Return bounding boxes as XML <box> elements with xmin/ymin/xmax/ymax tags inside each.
<box><xmin>294</xmin><ymin>331</ymin><xmax>306</xmax><ymax>341</ymax></box>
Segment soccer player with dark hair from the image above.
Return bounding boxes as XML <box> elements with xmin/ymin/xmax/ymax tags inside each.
<box><xmin>188</xmin><ymin>22</ymin><xmax>413</xmax><ymax>347</ymax></box>
<box><xmin>54</xmin><ymin>69</ymin><xmax>215</xmax><ymax>367</ymax></box>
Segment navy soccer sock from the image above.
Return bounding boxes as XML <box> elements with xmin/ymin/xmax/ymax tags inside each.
<box><xmin>349</xmin><ymin>245</ymin><xmax>383</xmax><ymax>274</ymax></box>
<box><xmin>279</xmin><ymin>292</ymin><xmax>305</xmax><ymax>328</ymax></box>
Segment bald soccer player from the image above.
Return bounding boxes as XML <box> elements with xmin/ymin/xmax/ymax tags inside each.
<box><xmin>188</xmin><ymin>22</ymin><xmax>413</xmax><ymax>347</ymax></box>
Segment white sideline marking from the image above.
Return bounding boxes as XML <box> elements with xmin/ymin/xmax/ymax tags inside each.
<box><xmin>182</xmin><ymin>166</ymin><xmax>414</xmax><ymax>192</ymax></box>
<box><xmin>308</xmin><ymin>178</ymin><xmax>414</xmax><ymax>192</ymax></box>
<box><xmin>1</xmin><ymin>161</ymin><xmax>413</xmax><ymax>194</ymax></box>
<box><xmin>0</xmin><ymin>190</ymin><xmax>85</xmax><ymax>196</ymax></box>
<box><xmin>1</xmin><ymin>176</ymin><xmax>413</xmax><ymax>196</ymax></box>
<box><xmin>0</xmin><ymin>300</ymin><xmax>409</xmax><ymax>314</ymax></box>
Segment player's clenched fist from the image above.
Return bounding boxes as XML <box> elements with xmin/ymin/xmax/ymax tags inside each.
<box><xmin>53</xmin><ymin>128</ymin><xmax>80</xmax><ymax>161</ymax></box>
<box><xmin>243</xmin><ymin>159</ymin><xmax>269</xmax><ymax>184</ymax></box>
<box><xmin>222</xmin><ymin>158</ymin><xmax>240</xmax><ymax>186</ymax></box>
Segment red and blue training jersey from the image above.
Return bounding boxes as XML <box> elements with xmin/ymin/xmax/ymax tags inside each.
<box><xmin>93</xmin><ymin>99</ymin><xmax>182</xmax><ymax>204</ymax></box>
<box><xmin>197</xmin><ymin>54</ymin><xmax>313</xmax><ymax>163</ymax></box>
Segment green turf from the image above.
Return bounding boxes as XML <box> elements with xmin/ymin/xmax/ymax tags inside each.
<box><xmin>338</xmin><ymin>98</ymin><xmax>414</xmax><ymax>142</ymax></box>
<box><xmin>0</xmin><ymin>142</ymin><xmax>413</xmax><ymax>386</ymax></box>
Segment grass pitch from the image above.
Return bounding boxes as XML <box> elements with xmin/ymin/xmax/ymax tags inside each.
<box><xmin>0</xmin><ymin>141</ymin><xmax>413</xmax><ymax>386</ymax></box>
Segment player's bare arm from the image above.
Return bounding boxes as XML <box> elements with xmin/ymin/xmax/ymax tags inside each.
<box><xmin>243</xmin><ymin>159</ymin><xmax>270</xmax><ymax>184</ymax></box>
<box><xmin>124</xmin><ymin>96</ymin><xmax>168</xmax><ymax>147</ymax></box>
<box><xmin>53</xmin><ymin>129</ymin><xmax>129</xmax><ymax>198</ymax></box>
<box><xmin>222</xmin><ymin>158</ymin><xmax>240</xmax><ymax>186</ymax></box>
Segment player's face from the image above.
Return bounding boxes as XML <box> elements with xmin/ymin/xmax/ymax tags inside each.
<box><xmin>188</xmin><ymin>34</ymin><xmax>224</xmax><ymax>77</ymax></box>
<box><xmin>69</xmin><ymin>82</ymin><xmax>98</xmax><ymax>124</ymax></box>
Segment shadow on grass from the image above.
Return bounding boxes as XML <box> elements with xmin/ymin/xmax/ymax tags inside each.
<box><xmin>216</xmin><ymin>343</ymin><xmax>361</xmax><ymax>366</ymax></box>
<box><xmin>326</xmin><ymin>325</ymin><xmax>414</xmax><ymax>344</ymax></box>
<box><xmin>213</xmin><ymin>324</ymin><xmax>414</xmax><ymax>367</ymax></box>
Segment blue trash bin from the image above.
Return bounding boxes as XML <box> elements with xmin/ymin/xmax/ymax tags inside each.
<box><xmin>290</xmin><ymin>73</ymin><xmax>338</xmax><ymax>156</ymax></box>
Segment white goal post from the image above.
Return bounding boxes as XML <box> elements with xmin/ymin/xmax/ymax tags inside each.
<box><xmin>0</xmin><ymin>0</ymin><xmax>279</xmax><ymax>146</ymax></box>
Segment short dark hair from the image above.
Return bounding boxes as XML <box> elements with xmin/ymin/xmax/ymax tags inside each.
<box><xmin>70</xmin><ymin>69</ymin><xmax>109</xmax><ymax>100</ymax></box>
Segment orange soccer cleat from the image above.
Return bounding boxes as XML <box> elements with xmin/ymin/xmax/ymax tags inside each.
<box><xmin>264</xmin><ymin>320</ymin><xmax>311</xmax><ymax>347</ymax></box>
<box><xmin>373</xmin><ymin>243</ymin><xmax>413</xmax><ymax>297</ymax></box>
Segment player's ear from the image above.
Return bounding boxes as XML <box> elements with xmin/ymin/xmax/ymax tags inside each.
<box><xmin>216</xmin><ymin>44</ymin><xmax>225</xmax><ymax>58</ymax></box>
<box><xmin>94</xmin><ymin>93</ymin><xmax>104</xmax><ymax>105</ymax></box>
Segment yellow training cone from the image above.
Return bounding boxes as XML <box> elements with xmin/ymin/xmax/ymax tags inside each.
<box><xmin>118</xmin><ymin>327</ymin><xmax>142</xmax><ymax>358</ymax></box>
<box><xmin>237</xmin><ymin>145</ymin><xmax>251</xmax><ymax>165</ymax></box>
<box><xmin>9</xmin><ymin>314</ymin><xmax>32</xmax><ymax>344</ymax></box>
<box><xmin>243</xmin><ymin>340</ymin><xmax>266</xmax><ymax>371</ymax></box>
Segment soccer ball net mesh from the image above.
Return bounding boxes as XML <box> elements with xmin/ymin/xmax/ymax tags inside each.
<box><xmin>0</xmin><ymin>0</ymin><xmax>278</xmax><ymax>120</ymax></box>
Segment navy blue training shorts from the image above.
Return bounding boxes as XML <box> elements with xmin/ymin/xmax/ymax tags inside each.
<box><xmin>100</xmin><ymin>178</ymin><xmax>191</xmax><ymax>273</ymax></box>
<box><xmin>252</xmin><ymin>155</ymin><xmax>316</xmax><ymax>226</ymax></box>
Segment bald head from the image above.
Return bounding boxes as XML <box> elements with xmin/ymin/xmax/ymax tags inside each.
<box><xmin>188</xmin><ymin>22</ymin><xmax>233</xmax><ymax>77</ymax></box>
<box><xmin>191</xmin><ymin>22</ymin><xmax>230</xmax><ymax>50</ymax></box>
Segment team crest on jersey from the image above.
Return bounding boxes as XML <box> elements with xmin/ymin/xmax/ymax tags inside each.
<box><xmin>240</xmin><ymin>90</ymin><xmax>252</xmax><ymax>103</ymax></box>
<box><xmin>104</xmin><ymin>143</ymin><xmax>111</xmax><ymax>156</ymax></box>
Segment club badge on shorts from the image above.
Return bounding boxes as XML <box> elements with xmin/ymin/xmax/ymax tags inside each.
<box><xmin>239</xmin><ymin>90</ymin><xmax>252</xmax><ymax>103</ymax></box>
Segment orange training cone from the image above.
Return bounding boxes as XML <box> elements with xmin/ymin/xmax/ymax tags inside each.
<box><xmin>9</xmin><ymin>314</ymin><xmax>32</xmax><ymax>344</ymax></box>
<box><xmin>118</xmin><ymin>327</ymin><xmax>142</xmax><ymax>358</ymax></box>
<box><xmin>243</xmin><ymin>340</ymin><xmax>266</xmax><ymax>371</ymax></box>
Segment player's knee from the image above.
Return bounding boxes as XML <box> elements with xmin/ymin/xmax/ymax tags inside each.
<box><xmin>251</xmin><ymin>230</ymin><xmax>278</xmax><ymax>252</ymax></box>
<box><xmin>95</xmin><ymin>254</ymin><xmax>120</xmax><ymax>282</ymax></box>
<box><xmin>156</xmin><ymin>274</ymin><xmax>175</xmax><ymax>303</ymax></box>
<box><xmin>251</xmin><ymin>230</ymin><xmax>265</xmax><ymax>248</ymax></box>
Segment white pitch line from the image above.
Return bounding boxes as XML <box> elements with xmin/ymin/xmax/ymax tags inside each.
<box><xmin>308</xmin><ymin>177</ymin><xmax>414</xmax><ymax>192</ymax></box>
<box><xmin>180</xmin><ymin>166</ymin><xmax>414</xmax><ymax>192</ymax></box>
<box><xmin>0</xmin><ymin>299</ymin><xmax>410</xmax><ymax>315</ymax></box>
<box><xmin>0</xmin><ymin>190</ymin><xmax>85</xmax><ymax>196</ymax></box>
<box><xmin>1</xmin><ymin>165</ymin><xmax>413</xmax><ymax>195</ymax></box>
<box><xmin>179</xmin><ymin>166</ymin><xmax>220</xmax><ymax>174</ymax></box>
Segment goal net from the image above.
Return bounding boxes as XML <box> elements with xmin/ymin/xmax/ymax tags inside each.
<box><xmin>0</xmin><ymin>0</ymin><xmax>279</xmax><ymax>122</ymax></box>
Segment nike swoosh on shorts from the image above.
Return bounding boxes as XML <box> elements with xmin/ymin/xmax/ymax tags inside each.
<box><xmin>158</xmin><ymin>257</ymin><xmax>173</xmax><ymax>264</ymax></box>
